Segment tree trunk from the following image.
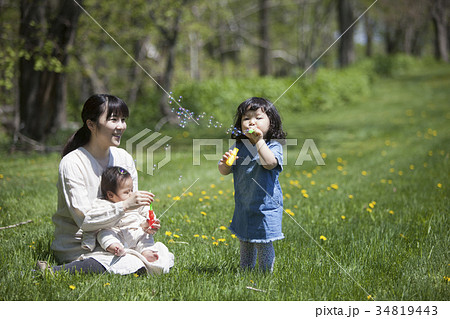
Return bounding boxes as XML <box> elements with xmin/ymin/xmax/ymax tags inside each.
<box><xmin>18</xmin><ymin>0</ymin><xmax>82</xmax><ymax>142</ymax></box>
<box><xmin>337</xmin><ymin>0</ymin><xmax>355</xmax><ymax>67</ymax></box>
<box><xmin>364</xmin><ymin>13</ymin><xmax>374</xmax><ymax>57</ymax></box>
<box><xmin>431</xmin><ymin>0</ymin><xmax>449</xmax><ymax>62</ymax></box>
<box><xmin>258</xmin><ymin>0</ymin><xmax>270</xmax><ymax>76</ymax></box>
<box><xmin>158</xmin><ymin>35</ymin><xmax>179</xmax><ymax>124</ymax></box>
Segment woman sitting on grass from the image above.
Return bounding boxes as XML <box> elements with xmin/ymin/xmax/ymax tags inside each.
<box><xmin>37</xmin><ymin>94</ymin><xmax>173</xmax><ymax>275</ymax></box>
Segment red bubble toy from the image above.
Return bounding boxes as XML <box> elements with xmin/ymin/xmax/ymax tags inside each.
<box><xmin>147</xmin><ymin>201</ymin><xmax>156</xmax><ymax>229</ymax></box>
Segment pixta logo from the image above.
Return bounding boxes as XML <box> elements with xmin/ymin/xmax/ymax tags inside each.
<box><xmin>126</xmin><ymin>129</ymin><xmax>172</xmax><ymax>175</ymax></box>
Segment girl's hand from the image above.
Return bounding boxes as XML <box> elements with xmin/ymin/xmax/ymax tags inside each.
<box><xmin>143</xmin><ymin>219</ymin><xmax>160</xmax><ymax>235</ymax></box>
<box><xmin>219</xmin><ymin>151</ymin><xmax>232</xmax><ymax>165</ymax></box>
<box><xmin>218</xmin><ymin>151</ymin><xmax>236</xmax><ymax>175</ymax></box>
<box><xmin>123</xmin><ymin>191</ymin><xmax>154</xmax><ymax>211</ymax></box>
<box><xmin>245</xmin><ymin>127</ymin><xmax>263</xmax><ymax>144</ymax></box>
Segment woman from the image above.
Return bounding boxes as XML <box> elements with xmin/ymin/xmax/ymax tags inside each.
<box><xmin>40</xmin><ymin>94</ymin><xmax>173</xmax><ymax>275</ymax></box>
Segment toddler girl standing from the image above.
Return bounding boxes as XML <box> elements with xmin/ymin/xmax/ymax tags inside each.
<box><xmin>219</xmin><ymin>97</ymin><xmax>286</xmax><ymax>272</ymax></box>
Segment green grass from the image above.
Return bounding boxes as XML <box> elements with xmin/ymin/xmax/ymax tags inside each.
<box><xmin>0</xmin><ymin>65</ymin><xmax>449</xmax><ymax>301</ymax></box>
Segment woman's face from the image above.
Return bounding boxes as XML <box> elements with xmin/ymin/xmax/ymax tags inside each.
<box><xmin>241</xmin><ymin>107</ymin><xmax>270</xmax><ymax>137</ymax></box>
<box><xmin>90</xmin><ymin>110</ymin><xmax>127</xmax><ymax>148</ymax></box>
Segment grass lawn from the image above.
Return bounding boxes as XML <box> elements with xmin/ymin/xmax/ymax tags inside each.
<box><xmin>0</xmin><ymin>65</ymin><xmax>449</xmax><ymax>301</ymax></box>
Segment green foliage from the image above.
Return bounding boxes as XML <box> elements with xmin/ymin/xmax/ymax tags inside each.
<box><xmin>169</xmin><ymin>65</ymin><xmax>373</xmax><ymax>126</ymax></box>
<box><xmin>371</xmin><ymin>54</ymin><xmax>423</xmax><ymax>77</ymax></box>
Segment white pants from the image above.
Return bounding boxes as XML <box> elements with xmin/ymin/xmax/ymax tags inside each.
<box><xmin>97</xmin><ymin>227</ymin><xmax>156</xmax><ymax>254</ymax></box>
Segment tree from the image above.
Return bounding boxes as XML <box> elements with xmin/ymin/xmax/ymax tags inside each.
<box><xmin>431</xmin><ymin>0</ymin><xmax>449</xmax><ymax>62</ymax></box>
<box><xmin>148</xmin><ymin>0</ymin><xmax>190</xmax><ymax>128</ymax></box>
<box><xmin>337</xmin><ymin>0</ymin><xmax>355</xmax><ymax>67</ymax></box>
<box><xmin>18</xmin><ymin>0</ymin><xmax>82</xmax><ymax>143</ymax></box>
<box><xmin>258</xmin><ymin>0</ymin><xmax>270</xmax><ymax>76</ymax></box>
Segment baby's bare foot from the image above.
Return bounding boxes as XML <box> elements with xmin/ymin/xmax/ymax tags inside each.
<box><xmin>142</xmin><ymin>250</ymin><xmax>159</xmax><ymax>263</ymax></box>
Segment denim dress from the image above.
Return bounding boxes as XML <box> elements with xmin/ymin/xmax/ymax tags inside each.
<box><xmin>229</xmin><ymin>140</ymin><xmax>284</xmax><ymax>243</ymax></box>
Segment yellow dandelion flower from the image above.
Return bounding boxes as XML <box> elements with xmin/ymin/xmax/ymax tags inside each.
<box><xmin>398</xmin><ymin>170</ymin><xmax>403</xmax><ymax>176</ymax></box>
<box><xmin>366</xmin><ymin>208</ymin><xmax>373</xmax><ymax>213</ymax></box>
<box><xmin>409</xmin><ymin>164</ymin><xmax>414</xmax><ymax>170</ymax></box>
<box><xmin>310</xmin><ymin>181</ymin><xmax>316</xmax><ymax>186</ymax></box>
<box><xmin>341</xmin><ymin>215</ymin><xmax>346</xmax><ymax>220</ymax></box>
<box><xmin>219</xmin><ymin>226</ymin><xmax>227</xmax><ymax>230</ymax></box>
<box><xmin>201</xmin><ymin>190</ymin><xmax>206</xmax><ymax>195</ymax></box>
<box><xmin>165</xmin><ymin>231</ymin><xmax>172</xmax><ymax>236</ymax></box>
<box><xmin>380</xmin><ymin>179</ymin><xmax>386</xmax><ymax>184</ymax></box>
<box><xmin>104</xmin><ymin>282</ymin><xmax>111</xmax><ymax>287</ymax></box>
<box><xmin>173</xmin><ymin>234</ymin><xmax>180</xmax><ymax>238</ymax></box>
<box><xmin>0</xmin><ymin>174</ymin><xmax>3</xmax><ymax>179</ymax></box>
<box><xmin>202</xmin><ymin>235</ymin><xmax>208</xmax><ymax>239</ymax></box>
<box><xmin>321</xmin><ymin>152</ymin><xmax>327</xmax><ymax>159</ymax></box>
<box><xmin>200</xmin><ymin>211</ymin><xmax>207</xmax><ymax>216</ymax></box>
<box><xmin>285</xmin><ymin>193</ymin><xmax>291</xmax><ymax>199</ymax></box>
<box><xmin>199</xmin><ymin>198</ymin><xmax>203</xmax><ymax>202</ymax></box>
<box><xmin>389</xmin><ymin>168</ymin><xmax>395</xmax><ymax>173</ymax></box>
<box><xmin>348</xmin><ymin>194</ymin><xmax>354</xmax><ymax>199</ymax></box>
<box><xmin>301</xmin><ymin>189</ymin><xmax>307</xmax><ymax>194</ymax></box>
<box><xmin>330</xmin><ymin>184</ymin><xmax>338</xmax><ymax>190</ymax></box>
<box><xmin>367</xmin><ymin>295</ymin><xmax>373</xmax><ymax>300</ymax></box>
<box><xmin>303</xmin><ymin>193</ymin><xmax>309</xmax><ymax>198</ymax></box>
<box><xmin>231</xmin><ymin>234</ymin><xmax>237</xmax><ymax>239</ymax></box>
<box><xmin>168</xmin><ymin>239</ymin><xmax>175</xmax><ymax>243</ymax></box>
<box><xmin>337</xmin><ymin>165</ymin><xmax>343</xmax><ymax>171</ymax></box>
<box><xmin>69</xmin><ymin>285</ymin><xmax>76</xmax><ymax>290</ymax></box>
<box><xmin>173</xmin><ymin>196</ymin><xmax>181</xmax><ymax>201</ymax></box>
<box><xmin>319</xmin><ymin>235</ymin><xmax>327</xmax><ymax>241</ymax></box>
<box><xmin>361</xmin><ymin>170</ymin><xmax>368</xmax><ymax>176</ymax></box>
<box><xmin>369</xmin><ymin>202</ymin><xmax>375</xmax><ymax>209</ymax></box>
<box><xmin>428</xmin><ymin>150</ymin><xmax>433</xmax><ymax>156</ymax></box>
<box><xmin>203</xmin><ymin>196</ymin><xmax>210</xmax><ymax>200</ymax></box>
<box><xmin>337</xmin><ymin>157</ymin><xmax>343</xmax><ymax>163</ymax></box>
<box><xmin>389</xmin><ymin>210</ymin><xmax>394</xmax><ymax>215</ymax></box>
<box><xmin>218</xmin><ymin>190</ymin><xmax>224</xmax><ymax>195</ymax></box>
<box><xmin>212</xmin><ymin>241</ymin><xmax>219</xmax><ymax>246</ymax></box>
<box><xmin>194</xmin><ymin>234</ymin><xmax>199</xmax><ymax>238</ymax></box>
<box><xmin>327</xmin><ymin>186</ymin><xmax>331</xmax><ymax>191</ymax></box>
<box><xmin>218</xmin><ymin>238</ymin><xmax>226</xmax><ymax>242</ymax></box>
<box><xmin>437</xmin><ymin>183</ymin><xmax>442</xmax><ymax>188</ymax></box>
<box><xmin>285</xmin><ymin>209</ymin><xmax>294</xmax><ymax>216</ymax></box>
<box><xmin>133</xmin><ymin>273</ymin><xmax>139</xmax><ymax>277</ymax></box>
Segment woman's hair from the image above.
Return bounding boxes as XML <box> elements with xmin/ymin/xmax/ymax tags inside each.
<box><xmin>231</xmin><ymin>97</ymin><xmax>287</xmax><ymax>142</ymax></box>
<box><xmin>62</xmin><ymin>94</ymin><xmax>129</xmax><ymax>157</ymax></box>
<box><xmin>100</xmin><ymin>166</ymin><xmax>131</xmax><ymax>198</ymax></box>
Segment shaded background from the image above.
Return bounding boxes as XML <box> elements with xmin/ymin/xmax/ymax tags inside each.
<box><xmin>0</xmin><ymin>0</ymin><xmax>448</xmax><ymax>149</ymax></box>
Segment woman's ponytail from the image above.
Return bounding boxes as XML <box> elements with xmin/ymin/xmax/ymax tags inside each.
<box><xmin>61</xmin><ymin>124</ymin><xmax>91</xmax><ymax>157</ymax></box>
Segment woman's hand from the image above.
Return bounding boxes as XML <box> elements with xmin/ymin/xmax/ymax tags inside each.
<box><xmin>123</xmin><ymin>191</ymin><xmax>154</xmax><ymax>211</ymax></box>
<box><xmin>142</xmin><ymin>219</ymin><xmax>161</xmax><ymax>235</ymax></box>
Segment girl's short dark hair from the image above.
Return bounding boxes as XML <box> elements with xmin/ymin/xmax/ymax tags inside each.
<box><xmin>101</xmin><ymin>166</ymin><xmax>131</xmax><ymax>198</ymax></box>
<box><xmin>232</xmin><ymin>97</ymin><xmax>286</xmax><ymax>142</ymax></box>
<box><xmin>62</xmin><ymin>94</ymin><xmax>129</xmax><ymax>157</ymax></box>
